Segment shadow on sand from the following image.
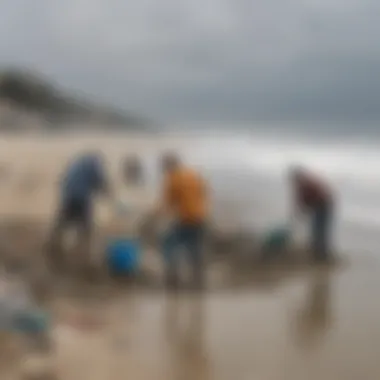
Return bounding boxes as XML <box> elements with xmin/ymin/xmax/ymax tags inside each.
<box><xmin>0</xmin><ymin>218</ymin><xmax>344</xmax><ymax>300</ymax></box>
<box><xmin>291</xmin><ymin>268</ymin><xmax>333</xmax><ymax>349</ymax></box>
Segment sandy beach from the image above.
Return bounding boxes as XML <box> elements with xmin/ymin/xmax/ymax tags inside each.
<box><xmin>2</xmin><ymin>257</ymin><xmax>379</xmax><ymax>380</ymax></box>
<box><xmin>0</xmin><ymin>133</ymin><xmax>379</xmax><ymax>379</ymax></box>
<box><xmin>0</xmin><ymin>133</ymin><xmax>183</xmax><ymax>220</ymax></box>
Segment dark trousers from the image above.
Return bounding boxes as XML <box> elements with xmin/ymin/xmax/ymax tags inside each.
<box><xmin>48</xmin><ymin>197</ymin><xmax>92</xmax><ymax>269</ymax></box>
<box><xmin>311</xmin><ymin>202</ymin><xmax>333</xmax><ymax>261</ymax></box>
<box><xmin>162</xmin><ymin>222</ymin><xmax>205</xmax><ymax>287</ymax></box>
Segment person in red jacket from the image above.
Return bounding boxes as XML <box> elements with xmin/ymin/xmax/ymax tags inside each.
<box><xmin>290</xmin><ymin>166</ymin><xmax>334</xmax><ymax>261</ymax></box>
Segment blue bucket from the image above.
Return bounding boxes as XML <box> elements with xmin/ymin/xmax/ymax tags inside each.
<box><xmin>106</xmin><ymin>238</ymin><xmax>141</xmax><ymax>275</ymax></box>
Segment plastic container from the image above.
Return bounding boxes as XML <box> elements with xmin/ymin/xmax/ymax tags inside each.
<box><xmin>0</xmin><ymin>278</ymin><xmax>47</xmax><ymax>332</ymax></box>
<box><xmin>0</xmin><ymin>281</ymin><xmax>51</xmax><ymax>353</ymax></box>
<box><xmin>261</xmin><ymin>227</ymin><xmax>291</xmax><ymax>251</ymax></box>
<box><xmin>0</xmin><ymin>284</ymin><xmax>33</xmax><ymax>333</ymax></box>
<box><xmin>106</xmin><ymin>238</ymin><xmax>141</xmax><ymax>275</ymax></box>
<box><xmin>12</xmin><ymin>310</ymin><xmax>49</xmax><ymax>335</ymax></box>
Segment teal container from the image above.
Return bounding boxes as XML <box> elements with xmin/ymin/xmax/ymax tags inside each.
<box><xmin>261</xmin><ymin>227</ymin><xmax>291</xmax><ymax>251</ymax></box>
<box><xmin>13</xmin><ymin>310</ymin><xmax>49</xmax><ymax>334</ymax></box>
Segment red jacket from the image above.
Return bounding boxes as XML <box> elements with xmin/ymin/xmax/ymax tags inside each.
<box><xmin>296</xmin><ymin>174</ymin><xmax>331</xmax><ymax>209</ymax></box>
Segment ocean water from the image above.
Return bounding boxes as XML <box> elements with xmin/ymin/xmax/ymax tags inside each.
<box><xmin>0</xmin><ymin>129</ymin><xmax>378</xmax><ymax>256</ymax></box>
<box><xmin>174</xmin><ymin>130</ymin><xmax>380</xmax><ymax>256</ymax></box>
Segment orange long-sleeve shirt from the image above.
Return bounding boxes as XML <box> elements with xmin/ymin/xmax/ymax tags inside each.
<box><xmin>164</xmin><ymin>167</ymin><xmax>208</xmax><ymax>224</ymax></box>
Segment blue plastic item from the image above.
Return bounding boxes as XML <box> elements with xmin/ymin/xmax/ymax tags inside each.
<box><xmin>106</xmin><ymin>238</ymin><xmax>141</xmax><ymax>275</ymax></box>
<box><xmin>261</xmin><ymin>227</ymin><xmax>291</xmax><ymax>251</ymax></box>
<box><xmin>12</xmin><ymin>310</ymin><xmax>49</xmax><ymax>334</ymax></box>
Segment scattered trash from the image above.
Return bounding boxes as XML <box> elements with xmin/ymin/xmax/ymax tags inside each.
<box><xmin>64</xmin><ymin>312</ymin><xmax>105</xmax><ymax>332</ymax></box>
<box><xmin>19</xmin><ymin>353</ymin><xmax>56</xmax><ymax>380</ymax></box>
<box><xmin>0</xmin><ymin>330</ymin><xmax>23</xmax><ymax>369</ymax></box>
<box><xmin>0</xmin><ymin>277</ymin><xmax>51</xmax><ymax>349</ymax></box>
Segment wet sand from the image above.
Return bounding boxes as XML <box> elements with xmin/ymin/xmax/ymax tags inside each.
<box><xmin>0</xmin><ymin>134</ymin><xmax>378</xmax><ymax>379</ymax></box>
<box><xmin>0</xmin><ymin>216</ymin><xmax>376</xmax><ymax>380</ymax></box>
<box><xmin>45</xmin><ymin>261</ymin><xmax>380</xmax><ymax>380</ymax></box>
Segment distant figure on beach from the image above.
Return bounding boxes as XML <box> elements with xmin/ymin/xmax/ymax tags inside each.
<box><xmin>123</xmin><ymin>155</ymin><xmax>144</xmax><ymax>185</ymax></box>
<box><xmin>48</xmin><ymin>151</ymin><xmax>110</xmax><ymax>271</ymax></box>
<box><xmin>118</xmin><ymin>155</ymin><xmax>156</xmax><ymax>239</ymax></box>
<box><xmin>158</xmin><ymin>153</ymin><xmax>208</xmax><ymax>289</ymax></box>
<box><xmin>290</xmin><ymin>166</ymin><xmax>333</xmax><ymax>262</ymax></box>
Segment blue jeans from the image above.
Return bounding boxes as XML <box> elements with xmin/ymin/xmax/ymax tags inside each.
<box><xmin>162</xmin><ymin>223</ymin><xmax>205</xmax><ymax>286</ymax></box>
<box><xmin>311</xmin><ymin>202</ymin><xmax>333</xmax><ymax>261</ymax></box>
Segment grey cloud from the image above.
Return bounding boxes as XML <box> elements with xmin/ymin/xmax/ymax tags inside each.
<box><xmin>0</xmin><ymin>0</ymin><xmax>379</xmax><ymax>123</ymax></box>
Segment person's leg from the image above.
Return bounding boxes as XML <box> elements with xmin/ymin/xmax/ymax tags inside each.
<box><xmin>311</xmin><ymin>208</ymin><xmax>323</xmax><ymax>261</ymax></box>
<box><xmin>184</xmin><ymin>223</ymin><xmax>205</xmax><ymax>289</ymax></box>
<box><xmin>46</xmin><ymin>201</ymin><xmax>71</xmax><ymax>271</ymax></box>
<box><xmin>75</xmin><ymin>202</ymin><xmax>93</xmax><ymax>274</ymax></box>
<box><xmin>322</xmin><ymin>203</ymin><xmax>333</xmax><ymax>260</ymax></box>
<box><xmin>162</xmin><ymin>224</ymin><xmax>183</xmax><ymax>287</ymax></box>
<box><xmin>311</xmin><ymin>203</ymin><xmax>332</xmax><ymax>261</ymax></box>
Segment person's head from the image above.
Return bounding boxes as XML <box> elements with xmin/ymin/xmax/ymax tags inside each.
<box><xmin>81</xmin><ymin>150</ymin><xmax>104</xmax><ymax>166</ymax></box>
<box><xmin>161</xmin><ymin>152</ymin><xmax>180</xmax><ymax>174</ymax></box>
<box><xmin>289</xmin><ymin>165</ymin><xmax>307</xmax><ymax>184</ymax></box>
<box><xmin>123</xmin><ymin>156</ymin><xmax>143</xmax><ymax>184</ymax></box>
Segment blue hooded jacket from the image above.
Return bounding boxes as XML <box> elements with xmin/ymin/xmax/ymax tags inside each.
<box><xmin>61</xmin><ymin>153</ymin><xmax>106</xmax><ymax>206</ymax></box>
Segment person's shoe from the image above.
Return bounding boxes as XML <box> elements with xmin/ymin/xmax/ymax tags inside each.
<box><xmin>165</xmin><ymin>275</ymin><xmax>179</xmax><ymax>290</ymax></box>
<box><xmin>189</xmin><ymin>282</ymin><xmax>205</xmax><ymax>293</ymax></box>
<box><xmin>313</xmin><ymin>251</ymin><xmax>333</xmax><ymax>265</ymax></box>
<box><xmin>47</xmin><ymin>253</ymin><xmax>66</xmax><ymax>275</ymax></box>
<box><xmin>189</xmin><ymin>274</ymin><xmax>205</xmax><ymax>292</ymax></box>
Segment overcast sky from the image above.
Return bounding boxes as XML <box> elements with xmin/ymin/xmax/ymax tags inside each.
<box><xmin>0</xmin><ymin>0</ymin><xmax>379</xmax><ymax>123</ymax></box>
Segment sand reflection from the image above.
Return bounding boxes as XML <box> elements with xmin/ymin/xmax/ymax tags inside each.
<box><xmin>293</xmin><ymin>269</ymin><xmax>333</xmax><ymax>349</ymax></box>
<box><xmin>163</xmin><ymin>294</ymin><xmax>212</xmax><ymax>380</ymax></box>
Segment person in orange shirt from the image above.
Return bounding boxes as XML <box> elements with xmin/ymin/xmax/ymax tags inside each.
<box><xmin>159</xmin><ymin>153</ymin><xmax>208</xmax><ymax>289</ymax></box>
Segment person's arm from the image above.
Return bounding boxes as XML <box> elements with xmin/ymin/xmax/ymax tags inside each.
<box><xmin>93</xmin><ymin>160</ymin><xmax>111</xmax><ymax>196</ymax></box>
<box><xmin>136</xmin><ymin>176</ymin><xmax>175</xmax><ymax>238</ymax></box>
<box><xmin>91</xmin><ymin>161</ymin><xmax>122</xmax><ymax>217</ymax></box>
<box><xmin>290</xmin><ymin>201</ymin><xmax>304</xmax><ymax>224</ymax></box>
<box><xmin>289</xmin><ymin>187</ymin><xmax>306</xmax><ymax>231</ymax></box>
<box><xmin>155</xmin><ymin>175</ymin><xmax>176</xmax><ymax>217</ymax></box>
<box><xmin>199</xmin><ymin>174</ymin><xmax>207</xmax><ymax>198</ymax></box>
<box><xmin>199</xmin><ymin>175</ymin><xmax>209</xmax><ymax>218</ymax></box>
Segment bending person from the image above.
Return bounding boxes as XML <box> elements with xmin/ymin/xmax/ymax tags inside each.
<box><xmin>48</xmin><ymin>151</ymin><xmax>111</xmax><ymax>272</ymax></box>
<box><xmin>289</xmin><ymin>166</ymin><xmax>334</xmax><ymax>262</ymax></box>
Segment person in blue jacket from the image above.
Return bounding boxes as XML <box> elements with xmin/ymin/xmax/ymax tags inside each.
<box><xmin>47</xmin><ymin>151</ymin><xmax>111</xmax><ymax>271</ymax></box>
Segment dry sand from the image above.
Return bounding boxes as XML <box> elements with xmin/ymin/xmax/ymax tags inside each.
<box><xmin>0</xmin><ymin>133</ymin><xmax>378</xmax><ymax>379</ymax></box>
<box><xmin>0</xmin><ymin>133</ymin><xmax>182</xmax><ymax>221</ymax></box>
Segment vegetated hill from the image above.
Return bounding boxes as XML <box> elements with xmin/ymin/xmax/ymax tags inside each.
<box><xmin>0</xmin><ymin>69</ymin><xmax>146</xmax><ymax>130</ymax></box>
